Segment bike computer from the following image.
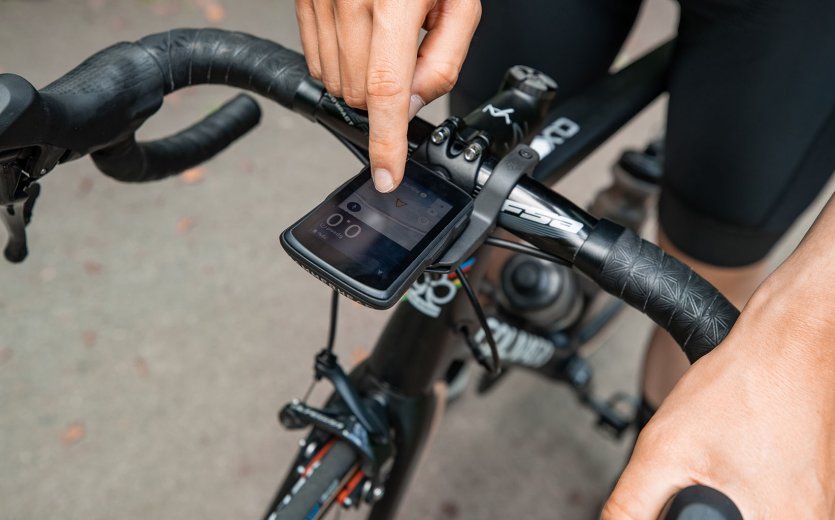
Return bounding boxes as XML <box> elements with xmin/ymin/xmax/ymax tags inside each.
<box><xmin>281</xmin><ymin>160</ymin><xmax>474</xmax><ymax>309</ymax></box>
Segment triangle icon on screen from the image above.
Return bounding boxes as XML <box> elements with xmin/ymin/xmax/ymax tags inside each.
<box><xmin>395</xmin><ymin>198</ymin><xmax>407</xmax><ymax>208</ymax></box>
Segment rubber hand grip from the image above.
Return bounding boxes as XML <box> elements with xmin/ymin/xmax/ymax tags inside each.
<box><xmin>575</xmin><ymin>219</ymin><xmax>739</xmax><ymax>363</ymax></box>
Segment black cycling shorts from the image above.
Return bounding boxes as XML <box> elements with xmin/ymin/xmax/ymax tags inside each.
<box><xmin>451</xmin><ymin>0</ymin><xmax>835</xmax><ymax>267</ymax></box>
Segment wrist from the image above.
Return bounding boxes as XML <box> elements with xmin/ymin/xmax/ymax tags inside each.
<box><xmin>749</xmin><ymin>263</ymin><xmax>835</xmax><ymax>338</ymax></box>
<box><xmin>733</xmin><ymin>273</ymin><xmax>835</xmax><ymax>401</ymax></box>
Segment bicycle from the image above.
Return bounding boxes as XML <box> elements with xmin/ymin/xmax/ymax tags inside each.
<box><xmin>0</xmin><ymin>29</ymin><xmax>742</xmax><ymax>519</ymax></box>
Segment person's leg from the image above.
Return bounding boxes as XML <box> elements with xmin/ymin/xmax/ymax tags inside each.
<box><xmin>642</xmin><ymin>0</ymin><xmax>835</xmax><ymax>410</ymax></box>
<box><xmin>450</xmin><ymin>0</ymin><xmax>644</xmax><ymax>116</ymax></box>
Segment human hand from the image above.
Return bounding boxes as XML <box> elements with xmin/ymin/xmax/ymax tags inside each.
<box><xmin>603</xmin><ymin>242</ymin><xmax>835</xmax><ymax>518</ymax></box>
<box><xmin>295</xmin><ymin>0</ymin><xmax>481</xmax><ymax>192</ymax></box>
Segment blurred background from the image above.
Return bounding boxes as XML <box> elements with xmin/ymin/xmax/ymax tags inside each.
<box><xmin>0</xmin><ymin>1</ymin><xmax>829</xmax><ymax>519</ymax></box>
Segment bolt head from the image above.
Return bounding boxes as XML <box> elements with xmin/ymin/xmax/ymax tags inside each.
<box><xmin>431</xmin><ymin>127</ymin><xmax>450</xmax><ymax>144</ymax></box>
<box><xmin>463</xmin><ymin>143</ymin><xmax>483</xmax><ymax>162</ymax></box>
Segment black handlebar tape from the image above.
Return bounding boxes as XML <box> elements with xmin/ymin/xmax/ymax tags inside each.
<box><xmin>135</xmin><ymin>29</ymin><xmax>309</xmax><ymax>105</ymax></box>
<box><xmin>91</xmin><ymin>94</ymin><xmax>260</xmax><ymax>182</ymax></box>
<box><xmin>574</xmin><ymin>220</ymin><xmax>739</xmax><ymax>363</ymax></box>
<box><xmin>27</xmin><ymin>29</ymin><xmax>309</xmax><ymax>181</ymax></box>
<box><xmin>662</xmin><ymin>485</ymin><xmax>743</xmax><ymax>520</ymax></box>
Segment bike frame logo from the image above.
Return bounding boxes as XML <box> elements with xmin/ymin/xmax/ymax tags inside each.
<box><xmin>482</xmin><ymin>104</ymin><xmax>515</xmax><ymax>125</ymax></box>
<box><xmin>530</xmin><ymin>116</ymin><xmax>580</xmax><ymax>158</ymax></box>
<box><xmin>407</xmin><ymin>274</ymin><xmax>458</xmax><ymax>318</ymax></box>
<box><xmin>473</xmin><ymin>317</ymin><xmax>554</xmax><ymax>368</ymax></box>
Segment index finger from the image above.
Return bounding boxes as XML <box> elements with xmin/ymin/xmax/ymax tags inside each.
<box><xmin>365</xmin><ymin>1</ymin><xmax>426</xmax><ymax>192</ymax></box>
<box><xmin>602</xmin><ymin>435</ymin><xmax>693</xmax><ymax>520</ymax></box>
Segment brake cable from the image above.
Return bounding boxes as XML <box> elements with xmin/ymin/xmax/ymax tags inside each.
<box><xmin>484</xmin><ymin>236</ymin><xmax>570</xmax><ymax>265</ymax></box>
<box><xmin>326</xmin><ymin>289</ymin><xmax>339</xmax><ymax>354</ymax></box>
<box><xmin>454</xmin><ymin>238</ymin><xmax>567</xmax><ymax>375</ymax></box>
<box><xmin>455</xmin><ymin>266</ymin><xmax>502</xmax><ymax>374</ymax></box>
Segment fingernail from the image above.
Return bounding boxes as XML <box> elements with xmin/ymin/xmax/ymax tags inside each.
<box><xmin>373</xmin><ymin>168</ymin><xmax>395</xmax><ymax>193</ymax></box>
<box><xmin>408</xmin><ymin>94</ymin><xmax>426</xmax><ymax>120</ymax></box>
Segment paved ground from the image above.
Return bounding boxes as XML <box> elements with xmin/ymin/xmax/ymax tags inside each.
<box><xmin>1</xmin><ymin>1</ymin><xmax>831</xmax><ymax>519</ymax></box>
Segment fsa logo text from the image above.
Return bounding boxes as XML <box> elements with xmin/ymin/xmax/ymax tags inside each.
<box><xmin>501</xmin><ymin>200</ymin><xmax>584</xmax><ymax>234</ymax></box>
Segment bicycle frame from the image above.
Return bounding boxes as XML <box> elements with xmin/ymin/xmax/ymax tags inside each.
<box><xmin>0</xmin><ymin>25</ymin><xmax>741</xmax><ymax>518</ymax></box>
<box><xmin>268</xmin><ymin>40</ymin><xmax>673</xmax><ymax>519</ymax></box>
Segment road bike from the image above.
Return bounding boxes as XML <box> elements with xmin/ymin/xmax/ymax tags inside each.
<box><xmin>0</xmin><ymin>28</ymin><xmax>742</xmax><ymax>519</ymax></box>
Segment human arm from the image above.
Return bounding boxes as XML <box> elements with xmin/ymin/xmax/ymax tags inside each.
<box><xmin>604</xmin><ymin>192</ymin><xmax>835</xmax><ymax>519</ymax></box>
<box><xmin>294</xmin><ymin>0</ymin><xmax>481</xmax><ymax>192</ymax></box>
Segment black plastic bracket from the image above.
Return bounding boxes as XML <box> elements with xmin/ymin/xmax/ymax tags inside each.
<box><xmin>428</xmin><ymin>144</ymin><xmax>540</xmax><ymax>272</ymax></box>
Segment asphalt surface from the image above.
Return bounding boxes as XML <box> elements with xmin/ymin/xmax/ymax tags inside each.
<box><xmin>1</xmin><ymin>1</ymin><xmax>830</xmax><ymax>519</ymax></box>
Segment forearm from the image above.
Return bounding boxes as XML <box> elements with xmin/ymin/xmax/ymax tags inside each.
<box><xmin>606</xmin><ymin>193</ymin><xmax>835</xmax><ymax>520</ymax></box>
<box><xmin>752</xmin><ymin>192</ymin><xmax>835</xmax><ymax>332</ymax></box>
<box><xmin>737</xmin><ymin>192</ymin><xmax>835</xmax><ymax>402</ymax></box>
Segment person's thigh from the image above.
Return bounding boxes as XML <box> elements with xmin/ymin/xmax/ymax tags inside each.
<box><xmin>661</xmin><ymin>0</ymin><xmax>835</xmax><ymax>266</ymax></box>
<box><xmin>450</xmin><ymin>0</ymin><xmax>644</xmax><ymax>115</ymax></box>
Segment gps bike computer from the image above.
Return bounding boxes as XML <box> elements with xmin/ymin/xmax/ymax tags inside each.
<box><xmin>280</xmin><ymin>160</ymin><xmax>474</xmax><ymax>309</ymax></box>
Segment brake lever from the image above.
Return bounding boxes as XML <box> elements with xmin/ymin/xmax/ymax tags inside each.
<box><xmin>0</xmin><ymin>163</ymin><xmax>40</xmax><ymax>263</ymax></box>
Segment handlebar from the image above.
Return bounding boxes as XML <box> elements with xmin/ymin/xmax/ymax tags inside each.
<box><xmin>1</xmin><ymin>29</ymin><xmax>741</xmax><ymax>511</ymax></box>
<box><xmin>496</xmin><ymin>174</ymin><xmax>738</xmax><ymax>364</ymax></box>
<box><xmin>0</xmin><ymin>29</ymin><xmax>740</xmax><ymax>362</ymax></box>
<box><xmin>0</xmin><ymin>29</ymin><xmax>312</xmax><ymax>181</ymax></box>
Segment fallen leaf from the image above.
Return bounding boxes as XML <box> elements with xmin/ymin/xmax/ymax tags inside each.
<box><xmin>164</xmin><ymin>90</ymin><xmax>184</xmax><ymax>107</ymax></box>
<box><xmin>150</xmin><ymin>1</ymin><xmax>180</xmax><ymax>16</ymax></box>
<box><xmin>176</xmin><ymin>217</ymin><xmax>197</xmax><ymax>234</ymax></box>
<box><xmin>78</xmin><ymin>177</ymin><xmax>94</xmax><ymax>195</ymax></box>
<box><xmin>109</xmin><ymin>16</ymin><xmax>127</xmax><ymax>31</ymax></box>
<box><xmin>39</xmin><ymin>267</ymin><xmax>56</xmax><ymax>282</ymax></box>
<box><xmin>567</xmin><ymin>489</ymin><xmax>585</xmax><ymax>506</ymax></box>
<box><xmin>81</xmin><ymin>330</ymin><xmax>97</xmax><ymax>348</ymax></box>
<box><xmin>240</xmin><ymin>159</ymin><xmax>255</xmax><ymax>173</ymax></box>
<box><xmin>0</xmin><ymin>347</ymin><xmax>12</xmax><ymax>365</ymax></box>
<box><xmin>134</xmin><ymin>357</ymin><xmax>150</xmax><ymax>378</ymax></box>
<box><xmin>61</xmin><ymin>422</ymin><xmax>86</xmax><ymax>446</ymax></box>
<box><xmin>180</xmin><ymin>167</ymin><xmax>206</xmax><ymax>185</ymax></box>
<box><xmin>83</xmin><ymin>261</ymin><xmax>103</xmax><ymax>275</ymax></box>
<box><xmin>236</xmin><ymin>461</ymin><xmax>255</xmax><ymax>478</ymax></box>
<box><xmin>439</xmin><ymin>500</ymin><xmax>460</xmax><ymax>519</ymax></box>
<box><xmin>351</xmin><ymin>347</ymin><xmax>370</xmax><ymax>367</ymax></box>
<box><xmin>202</xmin><ymin>1</ymin><xmax>226</xmax><ymax>23</ymax></box>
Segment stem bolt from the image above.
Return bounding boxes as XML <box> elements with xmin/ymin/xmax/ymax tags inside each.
<box><xmin>463</xmin><ymin>142</ymin><xmax>483</xmax><ymax>162</ymax></box>
<box><xmin>431</xmin><ymin>126</ymin><xmax>450</xmax><ymax>144</ymax></box>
